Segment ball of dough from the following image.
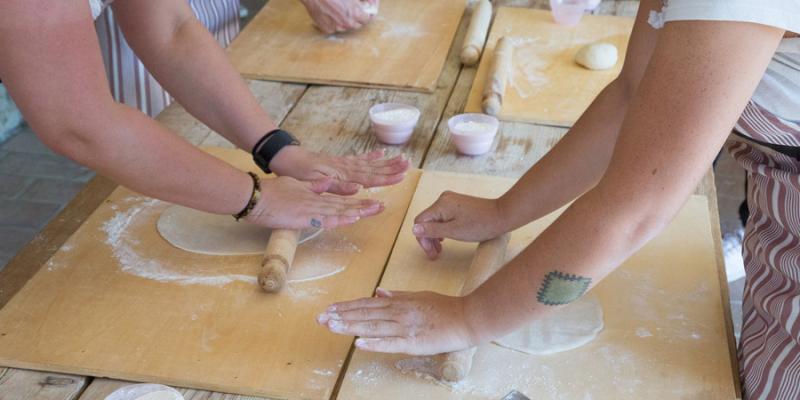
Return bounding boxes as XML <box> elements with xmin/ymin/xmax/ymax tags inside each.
<box><xmin>575</xmin><ymin>42</ymin><xmax>618</xmax><ymax>71</ymax></box>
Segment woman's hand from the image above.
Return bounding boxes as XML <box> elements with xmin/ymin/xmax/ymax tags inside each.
<box><xmin>317</xmin><ymin>288</ymin><xmax>478</xmax><ymax>355</ymax></box>
<box><xmin>245</xmin><ymin>175</ymin><xmax>384</xmax><ymax>229</ymax></box>
<box><xmin>270</xmin><ymin>146</ymin><xmax>409</xmax><ymax>195</ymax></box>
<box><xmin>413</xmin><ymin>191</ymin><xmax>509</xmax><ymax>259</ymax></box>
<box><xmin>300</xmin><ymin>0</ymin><xmax>378</xmax><ymax>35</ymax></box>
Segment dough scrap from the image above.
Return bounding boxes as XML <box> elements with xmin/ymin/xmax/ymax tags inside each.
<box><xmin>156</xmin><ymin>205</ymin><xmax>320</xmax><ymax>256</ymax></box>
<box><xmin>574</xmin><ymin>42</ymin><xmax>618</xmax><ymax>71</ymax></box>
<box><xmin>104</xmin><ymin>384</ymin><xmax>183</xmax><ymax>400</ymax></box>
<box><xmin>493</xmin><ymin>294</ymin><xmax>604</xmax><ymax>355</ymax></box>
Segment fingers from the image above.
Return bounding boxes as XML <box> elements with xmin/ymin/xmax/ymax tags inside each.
<box><xmin>415</xmin><ymin>236</ymin><xmax>440</xmax><ymax>259</ymax></box>
<box><xmin>326</xmin><ymin>319</ymin><xmax>408</xmax><ymax>337</ymax></box>
<box><xmin>326</xmin><ymin>296</ymin><xmax>393</xmax><ymax>312</ymax></box>
<box><xmin>326</xmin><ymin>180</ymin><xmax>362</xmax><ymax>196</ymax></box>
<box><xmin>309</xmin><ymin>177</ymin><xmax>335</xmax><ymax>194</ymax></box>
<box><xmin>351</xmin><ymin>4</ymin><xmax>371</xmax><ymax>25</ymax></box>
<box><xmin>355</xmin><ymin>337</ymin><xmax>414</xmax><ymax>354</ymax></box>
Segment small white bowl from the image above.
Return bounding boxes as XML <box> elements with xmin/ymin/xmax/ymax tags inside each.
<box><xmin>369</xmin><ymin>103</ymin><xmax>421</xmax><ymax>145</ymax></box>
<box><xmin>448</xmin><ymin>113</ymin><xmax>499</xmax><ymax>156</ymax></box>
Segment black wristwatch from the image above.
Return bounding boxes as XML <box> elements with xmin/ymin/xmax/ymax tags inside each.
<box><xmin>252</xmin><ymin>129</ymin><xmax>300</xmax><ymax>174</ymax></box>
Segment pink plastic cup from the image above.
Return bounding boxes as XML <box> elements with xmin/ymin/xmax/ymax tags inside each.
<box><xmin>369</xmin><ymin>103</ymin><xmax>421</xmax><ymax>145</ymax></box>
<box><xmin>448</xmin><ymin>113</ymin><xmax>499</xmax><ymax>156</ymax></box>
<box><xmin>550</xmin><ymin>0</ymin><xmax>588</xmax><ymax>26</ymax></box>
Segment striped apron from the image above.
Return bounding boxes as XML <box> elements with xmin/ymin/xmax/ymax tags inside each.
<box><xmin>93</xmin><ymin>0</ymin><xmax>240</xmax><ymax>117</ymax></box>
<box><xmin>729</xmin><ymin>40</ymin><xmax>800</xmax><ymax>399</ymax></box>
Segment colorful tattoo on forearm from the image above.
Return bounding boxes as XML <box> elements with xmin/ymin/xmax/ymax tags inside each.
<box><xmin>536</xmin><ymin>271</ymin><xmax>592</xmax><ymax>306</ymax></box>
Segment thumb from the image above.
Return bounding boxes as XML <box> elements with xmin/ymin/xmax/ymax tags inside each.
<box><xmin>328</xmin><ymin>180</ymin><xmax>361</xmax><ymax>195</ymax></box>
<box><xmin>309</xmin><ymin>177</ymin><xmax>335</xmax><ymax>194</ymax></box>
<box><xmin>412</xmin><ymin>221</ymin><xmax>454</xmax><ymax>239</ymax></box>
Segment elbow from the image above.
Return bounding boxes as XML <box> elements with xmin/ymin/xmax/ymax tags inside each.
<box><xmin>28</xmin><ymin>104</ymin><xmax>117</xmax><ymax>166</ymax></box>
<box><xmin>624</xmin><ymin>210</ymin><xmax>671</xmax><ymax>250</ymax></box>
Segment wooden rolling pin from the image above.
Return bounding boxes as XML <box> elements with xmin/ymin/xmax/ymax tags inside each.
<box><xmin>482</xmin><ymin>36</ymin><xmax>514</xmax><ymax>116</ymax></box>
<box><xmin>439</xmin><ymin>233</ymin><xmax>511</xmax><ymax>381</ymax></box>
<box><xmin>258</xmin><ymin>229</ymin><xmax>300</xmax><ymax>293</ymax></box>
<box><xmin>460</xmin><ymin>0</ymin><xmax>493</xmax><ymax>66</ymax></box>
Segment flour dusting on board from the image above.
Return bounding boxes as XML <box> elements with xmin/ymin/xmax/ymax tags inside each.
<box><xmin>377</xmin><ymin>17</ymin><xmax>426</xmax><ymax>39</ymax></box>
<box><xmin>100</xmin><ymin>197</ymin><xmax>354</xmax><ymax>292</ymax></box>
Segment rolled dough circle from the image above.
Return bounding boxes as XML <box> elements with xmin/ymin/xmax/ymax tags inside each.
<box><xmin>156</xmin><ymin>205</ymin><xmax>321</xmax><ymax>256</ymax></box>
<box><xmin>493</xmin><ymin>294</ymin><xmax>604</xmax><ymax>355</ymax></box>
<box><xmin>574</xmin><ymin>42</ymin><xmax>618</xmax><ymax>71</ymax></box>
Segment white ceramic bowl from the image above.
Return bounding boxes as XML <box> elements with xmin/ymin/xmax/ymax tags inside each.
<box><xmin>369</xmin><ymin>103</ymin><xmax>421</xmax><ymax>145</ymax></box>
<box><xmin>448</xmin><ymin>113</ymin><xmax>499</xmax><ymax>156</ymax></box>
<box><xmin>550</xmin><ymin>0</ymin><xmax>588</xmax><ymax>26</ymax></box>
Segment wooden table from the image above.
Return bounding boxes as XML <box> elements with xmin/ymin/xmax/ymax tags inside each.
<box><xmin>0</xmin><ymin>1</ymin><xmax>741</xmax><ymax>399</ymax></box>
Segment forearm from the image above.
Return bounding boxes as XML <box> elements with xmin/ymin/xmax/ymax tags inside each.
<box><xmin>464</xmin><ymin>20</ymin><xmax>782</xmax><ymax>344</ymax></box>
<box><xmin>496</xmin><ymin>78</ymin><xmax>631</xmax><ymax>231</ymax></box>
<box><xmin>62</xmin><ymin>103</ymin><xmax>252</xmax><ymax>214</ymax></box>
<box><xmin>113</xmin><ymin>1</ymin><xmax>275</xmax><ymax>151</ymax></box>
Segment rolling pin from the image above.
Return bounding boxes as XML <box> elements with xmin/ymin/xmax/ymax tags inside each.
<box><xmin>258</xmin><ymin>229</ymin><xmax>300</xmax><ymax>293</ymax></box>
<box><xmin>482</xmin><ymin>36</ymin><xmax>514</xmax><ymax>116</ymax></box>
<box><xmin>460</xmin><ymin>0</ymin><xmax>493</xmax><ymax>66</ymax></box>
<box><xmin>439</xmin><ymin>233</ymin><xmax>511</xmax><ymax>381</ymax></box>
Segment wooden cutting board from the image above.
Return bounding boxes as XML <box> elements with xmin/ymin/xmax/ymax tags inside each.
<box><xmin>227</xmin><ymin>0</ymin><xmax>466</xmax><ymax>92</ymax></box>
<box><xmin>337</xmin><ymin>171</ymin><xmax>738</xmax><ymax>399</ymax></box>
<box><xmin>464</xmin><ymin>8</ymin><xmax>633</xmax><ymax>126</ymax></box>
<box><xmin>0</xmin><ymin>148</ymin><xmax>420</xmax><ymax>400</ymax></box>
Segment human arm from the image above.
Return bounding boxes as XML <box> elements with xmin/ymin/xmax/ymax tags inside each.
<box><xmin>412</xmin><ymin>2</ymin><xmax>660</xmax><ymax>258</ymax></box>
<box><xmin>111</xmin><ymin>0</ymin><xmax>407</xmax><ymax>195</ymax></box>
<box><xmin>320</xmin><ymin>16</ymin><xmax>784</xmax><ymax>354</ymax></box>
<box><xmin>0</xmin><ymin>0</ymin><xmax>380</xmax><ymax>229</ymax></box>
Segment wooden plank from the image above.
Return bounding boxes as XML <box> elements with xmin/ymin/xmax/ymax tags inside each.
<box><xmin>463</xmin><ymin>8</ymin><xmax>634</xmax><ymax>126</ymax></box>
<box><xmin>277</xmin><ymin>0</ymin><xmax>472</xmax><ymax>167</ymax></box>
<box><xmin>337</xmin><ymin>171</ymin><xmax>738</xmax><ymax>399</ymax></box>
<box><xmin>227</xmin><ymin>0</ymin><xmax>466</xmax><ymax>92</ymax></box>
<box><xmin>0</xmin><ymin>149</ymin><xmax>421</xmax><ymax>400</ymax></box>
<box><xmin>424</xmin><ymin>2</ymin><xmax>638</xmax><ymax>177</ymax></box>
<box><xmin>0</xmin><ymin>82</ymin><xmax>306</xmax><ymax>400</ymax></box>
<box><xmin>0</xmin><ymin>367</ymin><xmax>87</xmax><ymax>400</ymax></box>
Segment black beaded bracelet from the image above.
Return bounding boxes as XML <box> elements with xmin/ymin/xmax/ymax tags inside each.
<box><xmin>233</xmin><ymin>172</ymin><xmax>261</xmax><ymax>221</ymax></box>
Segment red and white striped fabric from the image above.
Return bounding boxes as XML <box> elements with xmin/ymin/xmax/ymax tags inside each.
<box><xmin>729</xmin><ymin>101</ymin><xmax>800</xmax><ymax>399</ymax></box>
<box><xmin>730</xmin><ymin>135</ymin><xmax>800</xmax><ymax>400</ymax></box>
<box><xmin>94</xmin><ymin>0</ymin><xmax>240</xmax><ymax>117</ymax></box>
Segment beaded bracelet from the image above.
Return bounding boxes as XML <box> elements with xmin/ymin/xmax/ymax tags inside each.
<box><xmin>233</xmin><ymin>172</ymin><xmax>261</xmax><ymax>221</ymax></box>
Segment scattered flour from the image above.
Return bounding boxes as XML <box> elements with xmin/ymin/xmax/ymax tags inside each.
<box><xmin>635</xmin><ymin>327</ymin><xmax>653</xmax><ymax>338</ymax></box>
<box><xmin>313</xmin><ymin>369</ymin><xmax>335</xmax><ymax>376</ymax></box>
<box><xmin>100</xmin><ymin>197</ymin><xmax>353</xmax><ymax>291</ymax></box>
<box><xmin>372</xmin><ymin>108</ymin><xmax>419</xmax><ymax>124</ymax></box>
<box><xmin>378</xmin><ymin>18</ymin><xmax>426</xmax><ymax>39</ymax></box>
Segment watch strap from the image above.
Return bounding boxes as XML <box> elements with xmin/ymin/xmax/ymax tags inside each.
<box><xmin>252</xmin><ymin>129</ymin><xmax>300</xmax><ymax>174</ymax></box>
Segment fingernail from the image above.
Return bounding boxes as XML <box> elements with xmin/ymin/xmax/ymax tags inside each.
<box><xmin>420</xmin><ymin>240</ymin><xmax>431</xmax><ymax>252</ymax></box>
<box><xmin>317</xmin><ymin>313</ymin><xmax>330</xmax><ymax>324</ymax></box>
<box><xmin>327</xmin><ymin>312</ymin><xmax>341</xmax><ymax>320</ymax></box>
<box><xmin>355</xmin><ymin>338</ymin><xmax>377</xmax><ymax>348</ymax></box>
<box><xmin>412</xmin><ymin>224</ymin><xmax>423</xmax><ymax>235</ymax></box>
<box><xmin>328</xmin><ymin>320</ymin><xmax>345</xmax><ymax>332</ymax></box>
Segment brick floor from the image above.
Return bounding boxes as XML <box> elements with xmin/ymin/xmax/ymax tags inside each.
<box><xmin>0</xmin><ymin>126</ymin><xmax>94</xmax><ymax>269</ymax></box>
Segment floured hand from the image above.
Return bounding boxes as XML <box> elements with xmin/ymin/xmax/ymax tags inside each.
<box><xmin>300</xmin><ymin>0</ymin><xmax>379</xmax><ymax>35</ymax></box>
<box><xmin>245</xmin><ymin>176</ymin><xmax>384</xmax><ymax>229</ymax></box>
<box><xmin>270</xmin><ymin>146</ymin><xmax>409</xmax><ymax>195</ymax></box>
<box><xmin>318</xmin><ymin>288</ymin><xmax>478</xmax><ymax>355</ymax></box>
<box><xmin>413</xmin><ymin>191</ymin><xmax>509</xmax><ymax>259</ymax></box>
